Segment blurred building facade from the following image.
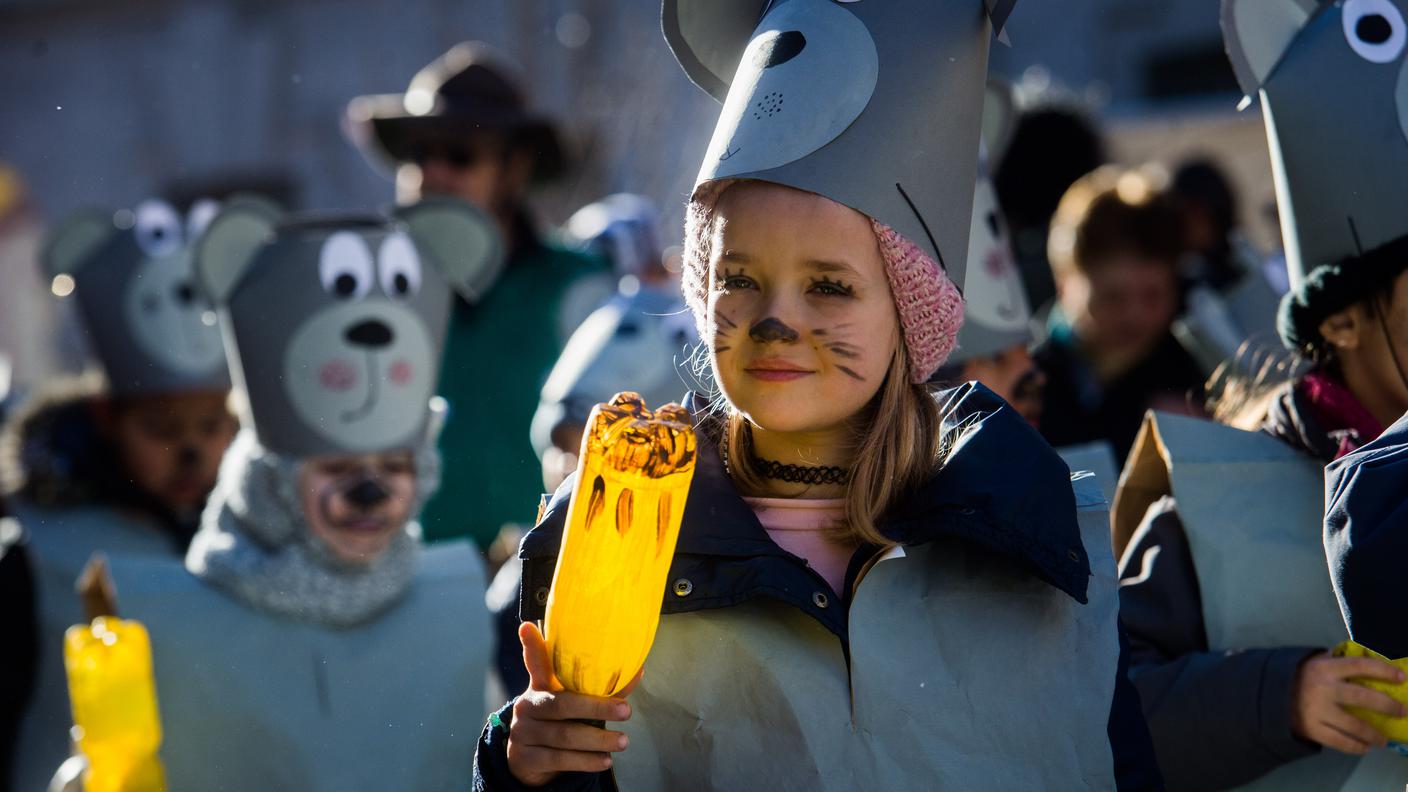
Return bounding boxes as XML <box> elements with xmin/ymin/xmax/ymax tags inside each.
<box><xmin>0</xmin><ymin>0</ymin><xmax>719</xmax><ymax>227</ymax></box>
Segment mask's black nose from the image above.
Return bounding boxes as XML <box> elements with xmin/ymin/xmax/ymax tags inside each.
<box><xmin>345</xmin><ymin>479</ymin><xmax>389</xmax><ymax>510</ymax></box>
<box><xmin>753</xmin><ymin>30</ymin><xmax>806</xmax><ymax>69</ymax></box>
<box><xmin>177</xmin><ymin>446</ymin><xmax>199</xmax><ymax>469</ymax></box>
<box><xmin>345</xmin><ymin>319</ymin><xmax>393</xmax><ymax>349</ymax></box>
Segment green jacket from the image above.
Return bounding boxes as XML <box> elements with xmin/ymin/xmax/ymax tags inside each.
<box><xmin>421</xmin><ymin>233</ymin><xmax>608</xmax><ymax>546</ymax></box>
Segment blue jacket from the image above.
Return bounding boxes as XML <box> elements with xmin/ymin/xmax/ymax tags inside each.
<box><xmin>1324</xmin><ymin>410</ymin><xmax>1408</xmax><ymax>658</ymax></box>
<box><xmin>474</xmin><ymin>383</ymin><xmax>1164</xmax><ymax>791</ymax></box>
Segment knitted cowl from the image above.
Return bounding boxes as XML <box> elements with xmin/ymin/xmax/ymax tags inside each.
<box><xmin>185</xmin><ymin>430</ymin><xmax>441</xmax><ymax>629</ymax></box>
<box><xmin>682</xmin><ymin>179</ymin><xmax>964</xmax><ymax>383</ymax></box>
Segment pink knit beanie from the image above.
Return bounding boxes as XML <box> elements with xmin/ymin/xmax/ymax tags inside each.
<box><xmin>682</xmin><ymin>179</ymin><xmax>964</xmax><ymax>383</ymax></box>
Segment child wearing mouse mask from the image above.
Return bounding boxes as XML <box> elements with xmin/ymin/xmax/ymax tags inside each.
<box><xmin>57</xmin><ymin>198</ymin><xmax>508</xmax><ymax>792</ymax></box>
<box><xmin>471</xmin><ymin>2</ymin><xmax>1162</xmax><ymax>790</ymax></box>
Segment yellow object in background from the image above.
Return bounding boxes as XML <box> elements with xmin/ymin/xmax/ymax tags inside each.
<box><xmin>544</xmin><ymin>392</ymin><xmax>697</xmax><ymax>697</ymax></box>
<box><xmin>64</xmin><ymin>617</ymin><xmax>167</xmax><ymax>792</ymax></box>
<box><xmin>1335</xmin><ymin>640</ymin><xmax>1408</xmax><ymax>744</ymax></box>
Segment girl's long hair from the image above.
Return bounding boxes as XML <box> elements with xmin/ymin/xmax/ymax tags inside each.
<box><xmin>714</xmin><ymin>343</ymin><xmax>943</xmax><ymax>547</ymax></box>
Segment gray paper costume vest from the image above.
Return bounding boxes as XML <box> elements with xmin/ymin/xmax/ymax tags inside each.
<box><xmin>614</xmin><ymin>473</ymin><xmax>1118</xmax><ymax>791</ymax></box>
<box><xmin>1059</xmin><ymin>441</ymin><xmax>1119</xmax><ymax>505</ymax></box>
<box><xmin>1113</xmin><ymin>412</ymin><xmax>1408</xmax><ymax>790</ymax></box>
<box><xmin>105</xmin><ymin>540</ymin><xmax>491</xmax><ymax>792</ymax></box>
<box><xmin>12</xmin><ymin>503</ymin><xmax>177</xmax><ymax>792</ymax></box>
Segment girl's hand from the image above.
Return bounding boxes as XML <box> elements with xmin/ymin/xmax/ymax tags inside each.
<box><xmin>506</xmin><ymin>622</ymin><xmax>640</xmax><ymax>786</ymax></box>
<box><xmin>1291</xmin><ymin>652</ymin><xmax>1406</xmax><ymax>755</ymax></box>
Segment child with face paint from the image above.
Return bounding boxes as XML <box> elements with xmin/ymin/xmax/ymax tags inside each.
<box><xmin>471</xmin><ymin>2</ymin><xmax>1162</xmax><ymax>790</ymax></box>
<box><xmin>7</xmin><ymin>200</ymin><xmax>238</xmax><ymax>792</ymax></box>
<box><xmin>40</xmin><ymin>199</ymin><xmax>504</xmax><ymax>791</ymax></box>
<box><xmin>1109</xmin><ymin>1</ymin><xmax>1408</xmax><ymax>788</ymax></box>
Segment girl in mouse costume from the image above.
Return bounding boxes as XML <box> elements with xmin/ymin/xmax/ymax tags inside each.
<box><xmin>8</xmin><ymin>199</ymin><xmax>238</xmax><ymax>792</ymax></box>
<box><xmin>1111</xmin><ymin>1</ymin><xmax>1408</xmax><ymax>788</ymax></box>
<box><xmin>61</xmin><ymin>198</ymin><xmax>506</xmax><ymax>792</ymax></box>
<box><xmin>472</xmin><ymin>2</ymin><xmax>1161</xmax><ymax>790</ymax></box>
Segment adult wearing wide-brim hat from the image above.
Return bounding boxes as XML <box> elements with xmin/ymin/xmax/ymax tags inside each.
<box><xmin>345</xmin><ymin>43</ymin><xmax>611</xmax><ymax>552</ymax></box>
<box><xmin>345</xmin><ymin>41</ymin><xmax>566</xmax><ymax>185</ymax></box>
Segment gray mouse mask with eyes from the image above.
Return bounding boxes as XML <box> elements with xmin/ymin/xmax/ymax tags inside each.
<box><xmin>951</xmin><ymin>80</ymin><xmax>1032</xmax><ymax>364</ymax></box>
<box><xmin>43</xmin><ymin>199</ymin><xmax>231</xmax><ymax>396</ymax></box>
<box><xmin>663</xmin><ymin>0</ymin><xmax>1017</xmax><ymax>288</ymax></box>
<box><xmin>1224</xmin><ymin>0</ymin><xmax>1408</xmax><ymax>288</ymax></box>
<box><xmin>195</xmin><ymin>198</ymin><xmax>503</xmax><ymax>458</ymax></box>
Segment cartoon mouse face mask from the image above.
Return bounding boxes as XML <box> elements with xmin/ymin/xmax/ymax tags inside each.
<box><xmin>43</xmin><ymin>199</ymin><xmax>231</xmax><ymax>396</ymax></box>
<box><xmin>664</xmin><ymin>0</ymin><xmax>1018</xmax><ymax>288</ymax></box>
<box><xmin>195</xmin><ymin>198</ymin><xmax>503</xmax><ymax>457</ymax></box>
<box><xmin>1224</xmin><ymin>0</ymin><xmax>1408</xmax><ymax>286</ymax></box>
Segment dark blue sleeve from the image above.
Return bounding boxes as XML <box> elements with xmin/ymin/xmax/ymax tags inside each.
<box><xmin>1119</xmin><ymin>499</ymin><xmax>1319</xmax><ymax>789</ymax></box>
<box><xmin>1325</xmin><ymin>413</ymin><xmax>1408</xmax><ymax>658</ymax></box>
<box><xmin>472</xmin><ymin>699</ymin><xmax>609</xmax><ymax>792</ymax></box>
<box><xmin>1109</xmin><ymin>622</ymin><xmax>1167</xmax><ymax>791</ymax></box>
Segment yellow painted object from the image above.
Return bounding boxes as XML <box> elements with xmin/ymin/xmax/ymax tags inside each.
<box><xmin>544</xmin><ymin>392</ymin><xmax>697</xmax><ymax>697</ymax></box>
<box><xmin>64</xmin><ymin>617</ymin><xmax>167</xmax><ymax>792</ymax></box>
<box><xmin>1335</xmin><ymin>640</ymin><xmax>1408</xmax><ymax>744</ymax></box>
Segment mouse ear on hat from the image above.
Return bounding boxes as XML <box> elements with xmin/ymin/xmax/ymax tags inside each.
<box><xmin>194</xmin><ymin>196</ymin><xmax>282</xmax><ymax>306</ymax></box>
<box><xmin>662</xmin><ymin>0</ymin><xmax>770</xmax><ymax>101</ymax></box>
<box><xmin>1221</xmin><ymin>0</ymin><xmax>1323</xmax><ymax>99</ymax></box>
<box><xmin>394</xmin><ymin>197</ymin><xmax>505</xmax><ymax>304</ymax></box>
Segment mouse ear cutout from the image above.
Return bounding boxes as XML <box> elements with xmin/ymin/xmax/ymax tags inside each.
<box><xmin>1222</xmin><ymin>0</ymin><xmax>1323</xmax><ymax>98</ymax></box>
<box><xmin>662</xmin><ymin>0</ymin><xmax>770</xmax><ymax>102</ymax></box>
<box><xmin>42</xmin><ymin>210</ymin><xmax>113</xmax><ymax>280</ymax></box>
<box><xmin>194</xmin><ymin>196</ymin><xmax>281</xmax><ymax>306</ymax></box>
<box><xmin>984</xmin><ymin>0</ymin><xmax>1018</xmax><ymax>43</ymax></box>
<box><xmin>395</xmin><ymin>197</ymin><xmax>505</xmax><ymax>304</ymax></box>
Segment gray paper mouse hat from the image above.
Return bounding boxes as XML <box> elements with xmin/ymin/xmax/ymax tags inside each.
<box><xmin>1223</xmin><ymin>0</ymin><xmax>1408</xmax><ymax>347</ymax></box>
<box><xmin>194</xmin><ymin>197</ymin><xmax>503</xmax><ymax>458</ymax></box>
<box><xmin>663</xmin><ymin>0</ymin><xmax>1017</xmax><ymax>287</ymax></box>
<box><xmin>43</xmin><ymin>199</ymin><xmax>232</xmax><ymax>397</ymax></box>
<box><xmin>951</xmin><ymin>81</ymin><xmax>1032</xmax><ymax>364</ymax></box>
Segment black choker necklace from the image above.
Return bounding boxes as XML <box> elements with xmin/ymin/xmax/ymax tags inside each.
<box><xmin>751</xmin><ymin>455</ymin><xmax>850</xmax><ymax>485</ymax></box>
<box><xmin>721</xmin><ymin>431</ymin><xmax>851</xmax><ymax>486</ymax></box>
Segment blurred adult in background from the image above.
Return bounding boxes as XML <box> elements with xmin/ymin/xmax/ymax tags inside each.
<box><xmin>1034</xmin><ymin>166</ymin><xmax>1204</xmax><ymax>461</ymax></box>
<box><xmin>346</xmin><ymin>42</ymin><xmax>610</xmax><ymax>548</ymax></box>
<box><xmin>0</xmin><ymin>496</ymin><xmax>37</xmax><ymax>792</ymax></box>
<box><xmin>1167</xmin><ymin>158</ymin><xmax>1282</xmax><ymax>376</ymax></box>
<box><xmin>7</xmin><ymin>200</ymin><xmax>236</xmax><ymax>792</ymax></box>
<box><xmin>993</xmin><ymin>105</ymin><xmax>1107</xmax><ymax>313</ymax></box>
<box><xmin>1112</xmin><ymin>2</ymin><xmax>1408</xmax><ymax>786</ymax></box>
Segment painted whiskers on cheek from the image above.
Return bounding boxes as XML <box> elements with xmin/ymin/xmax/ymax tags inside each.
<box><xmin>811</xmin><ymin>324</ymin><xmax>867</xmax><ymax>381</ymax></box>
<box><xmin>711</xmin><ymin>311</ymin><xmax>737</xmax><ymax>353</ymax></box>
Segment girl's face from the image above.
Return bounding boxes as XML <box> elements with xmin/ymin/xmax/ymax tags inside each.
<box><xmin>299</xmin><ymin>451</ymin><xmax>416</xmax><ymax>565</ymax></box>
<box><xmin>708</xmin><ymin>182</ymin><xmax>900</xmax><ymax>435</ymax></box>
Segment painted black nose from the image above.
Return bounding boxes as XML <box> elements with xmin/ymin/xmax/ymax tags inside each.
<box><xmin>345</xmin><ymin>479</ymin><xmax>389</xmax><ymax>510</ymax></box>
<box><xmin>753</xmin><ymin>30</ymin><xmax>806</xmax><ymax>69</ymax></box>
<box><xmin>345</xmin><ymin>319</ymin><xmax>393</xmax><ymax>349</ymax></box>
<box><xmin>749</xmin><ymin>317</ymin><xmax>800</xmax><ymax>344</ymax></box>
